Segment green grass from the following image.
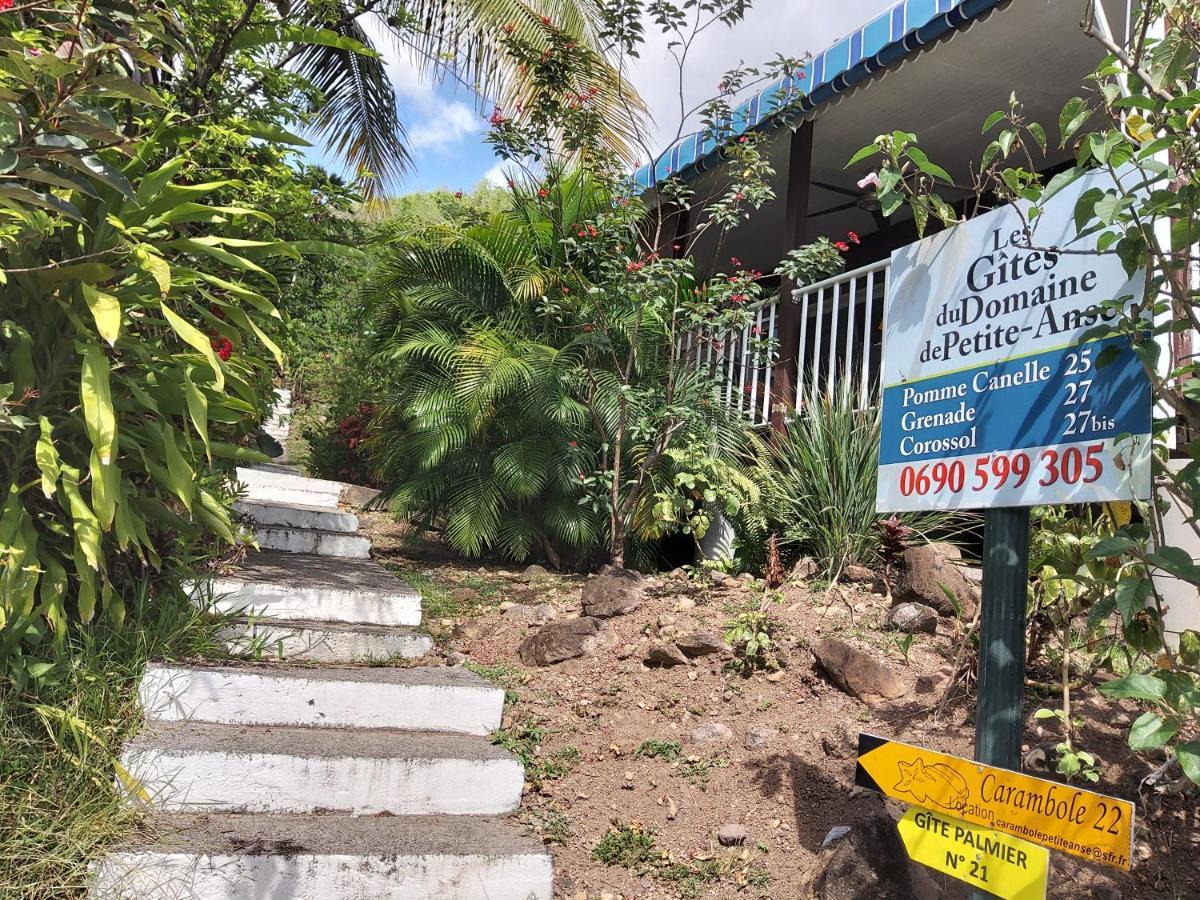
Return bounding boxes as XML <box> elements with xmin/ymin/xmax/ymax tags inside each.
<box><xmin>390</xmin><ymin>565</ymin><xmax>462</xmax><ymax>619</ymax></box>
<box><xmin>678</xmin><ymin>753</ymin><xmax>729</xmax><ymax>791</ymax></box>
<box><xmin>634</xmin><ymin>739</ymin><xmax>682</xmax><ymax>761</ymax></box>
<box><xmin>593</xmin><ymin>823</ymin><xmax>658</xmax><ymax>869</ymax></box>
<box><xmin>594</xmin><ymin>823</ymin><xmax>770</xmax><ymax>897</ymax></box>
<box><xmin>492</xmin><ymin>719</ymin><xmax>580</xmax><ymax>787</ymax></box>
<box><xmin>464</xmin><ymin>661</ymin><xmax>523</xmax><ymax>705</ymax></box>
<box><xmin>0</xmin><ymin>587</ymin><xmax>230</xmax><ymax>898</ymax></box>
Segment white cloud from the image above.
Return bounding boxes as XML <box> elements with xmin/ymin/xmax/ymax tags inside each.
<box><xmin>481</xmin><ymin>160</ymin><xmax>516</xmax><ymax>187</ymax></box>
<box><xmin>408</xmin><ymin>101</ymin><xmax>481</xmax><ymax>149</ymax></box>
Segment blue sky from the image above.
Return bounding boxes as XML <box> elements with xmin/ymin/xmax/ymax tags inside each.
<box><xmin>303</xmin><ymin>0</ymin><xmax>896</xmax><ymax>195</ymax></box>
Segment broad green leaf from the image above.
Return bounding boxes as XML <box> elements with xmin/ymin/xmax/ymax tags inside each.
<box><xmin>81</xmin><ymin>283</ymin><xmax>121</xmax><ymax>344</ymax></box>
<box><xmin>80</xmin><ymin>344</ymin><xmax>117</xmax><ymax>464</ymax></box>
<box><xmin>160</xmin><ymin>302</ymin><xmax>224</xmax><ymax>389</ymax></box>
<box><xmin>1128</xmin><ymin>711</ymin><xmax>1178</xmax><ymax>749</ymax></box>
<box><xmin>134</xmin><ymin>245</ymin><xmax>171</xmax><ymax>295</ymax></box>
<box><xmin>1147</xmin><ymin>545</ymin><xmax>1200</xmax><ymax>582</ymax></box>
<box><xmin>135</xmin><ymin>156</ymin><xmax>186</xmax><ymax>205</ymax></box>
<box><xmin>1089</xmin><ymin>535</ymin><xmax>1138</xmax><ymax>557</ymax></box>
<box><xmin>1177</xmin><ymin>740</ymin><xmax>1200</xmax><ymax>785</ymax></box>
<box><xmin>182</xmin><ymin>368</ymin><xmax>210</xmax><ymax>460</ymax></box>
<box><xmin>1099</xmin><ymin>673</ymin><xmax>1167</xmax><ymax>702</ymax></box>
<box><xmin>196</xmin><ymin>489</ymin><xmax>235</xmax><ymax>543</ymax></box>
<box><xmin>168</xmin><ymin>238</ymin><xmax>275</xmax><ymax>285</ymax></box>
<box><xmin>35</xmin><ymin>416</ymin><xmax>59</xmax><ymax>498</ymax></box>
<box><xmin>161</xmin><ymin>424</ymin><xmax>194</xmax><ymax>512</ymax></box>
<box><xmin>292</xmin><ymin>240</ymin><xmax>367</xmax><ymax>259</ymax></box>
<box><xmin>230</xmin><ymin>24</ymin><xmax>376</xmax><ymax>56</ymax></box>
<box><xmin>223</xmin><ymin>304</ymin><xmax>282</xmax><ymax>366</ymax></box>
<box><xmin>90</xmin><ymin>73</ymin><xmax>164</xmax><ymax>107</ymax></box>
<box><xmin>243</xmin><ymin>121</ymin><xmax>312</xmax><ymax>146</ymax></box>
<box><xmin>844</xmin><ymin>144</ymin><xmax>879</xmax><ymax>167</ymax></box>
<box><xmin>89</xmin><ymin>447</ymin><xmax>117</xmax><ymax>530</ymax></box>
<box><xmin>34</xmin><ymin>262</ymin><xmax>115</xmax><ymax>284</ymax></box>
<box><xmin>75</xmin><ymin>550</ymin><xmax>96</xmax><ymax>622</ymax></box>
<box><xmin>60</xmin><ymin>466</ymin><xmax>101</xmax><ymax>571</ymax></box>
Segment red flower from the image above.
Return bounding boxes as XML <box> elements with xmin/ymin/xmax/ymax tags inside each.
<box><xmin>568</xmin><ymin>440</ymin><xmax>577</xmax><ymax>448</ymax></box>
<box><xmin>506</xmin><ymin>179</ymin><xmax>515</xmax><ymax>189</ymax></box>
<box><xmin>489</xmin><ymin>107</ymin><xmax>505</xmax><ymax>126</ymax></box>
<box><xmin>738</xmin><ymin>136</ymin><xmax>748</xmax><ymax>143</ymax></box>
<box><xmin>538</xmin><ymin>187</ymin><xmax>549</xmax><ymax>197</ymax></box>
<box><xmin>561</xmin><ymin>286</ymin><xmax>570</xmax><ymax>294</ymax></box>
<box><xmin>626</xmin><ymin>261</ymin><xmax>643</xmax><ymax>273</ymax></box>
<box><xmin>211</xmin><ymin>336</ymin><xmax>233</xmax><ymax>361</ymax></box>
<box><xmin>730</xmin><ymin>293</ymin><xmax>747</xmax><ymax>304</ymax></box>
<box><xmin>454</xmin><ymin>190</ymin><xmax>463</xmax><ymax>199</ymax></box>
<box><xmin>577</xmin><ymin>230</ymin><xmax>586</xmax><ymax>238</ymax></box>
<box><xmin>733</xmin><ymin>192</ymin><xmax>744</xmax><ymax>200</ymax></box>
<box><xmin>583</xmin><ymin>324</ymin><xmax>593</xmax><ymax>333</ymax></box>
<box><xmin>834</xmin><ymin>241</ymin><xmax>849</xmax><ymax>252</ymax></box>
<box><xmin>503</xmin><ymin>22</ymin><xmax>515</xmax><ymax>33</ymax></box>
<box><xmin>0</xmin><ymin>0</ymin><xmax>15</xmax><ymax>11</ymax></box>
<box><xmin>645</xmin><ymin>251</ymin><xmax>659</xmax><ymax>262</ymax></box>
<box><xmin>847</xmin><ymin>230</ymin><xmax>860</xmax><ymax>244</ymax></box>
<box><xmin>540</xmin><ymin>15</ymin><xmax>551</xmax><ymax>25</ymax></box>
<box><xmin>587</xmin><ymin>224</ymin><xmax>597</xmax><ymax>237</ymax></box>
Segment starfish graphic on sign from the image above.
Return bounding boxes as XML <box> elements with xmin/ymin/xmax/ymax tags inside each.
<box><xmin>893</xmin><ymin>758</ymin><xmax>970</xmax><ymax>812</ymax></box>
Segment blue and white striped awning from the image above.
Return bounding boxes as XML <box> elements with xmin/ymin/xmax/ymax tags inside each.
<box><xmin>631</xmin><ymin>0</ymin><xmax>1005</xmax><ymax>191</ymax></box>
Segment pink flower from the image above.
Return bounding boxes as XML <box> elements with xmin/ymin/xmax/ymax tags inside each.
<box><xmin>730</xmin><ymin>293</ymin><xmax>747</xmax><ymax>304</ymax></box>
<box><xmin>730</xmin><ymin>256</ymin><xmax>741</xmax><ymax>267</ymax></box>
<box><xmin>738</xmin><ymin>135</ymin><xmax>748</xmax><ymax>143</ymax></box>
<box><xmin>847</xmin><ymin>230</ymin><xmax>860</xmax><ymax>244</ymax></box>
<box><xmin>626</xmin><ymin>261</ymin><xmax>643</xmax><ymax>273</ymax></box>
<box><xmin>733</xmin><ymin>192</ymin><xmax>744</xmax><ymax>201</ymax></box>
<box><xmin>568</xmin><ymin>440</ymin><xmax>577</xmax><ymax>448</ymax></box>
<box><xmin>503</xmin><ymin>22</ymin><xmax>515</xmax><ymax>33</ymax></box>
<box><xmin>506</xmin><ymin>179</ymin><xmax>515</xmax><ymax>189</ymax></box>
<box><xmin>857</xmin><ymin>172</ymin><xmax>882</xmax><ymax>191</ymax></box>
<box><xmin>489</xmin><ymin>108</ymin><xmax>505</xmax><ymax>126</ymax></box>
<box><xmin>834</xmin><ymin>241</ymin><xmax>850</xmax><ymax>252</ymax></box>
<box><xmin>751</xmin><ymin>326</ymin><xmax>762</xmax><ymax>336</ymax></box>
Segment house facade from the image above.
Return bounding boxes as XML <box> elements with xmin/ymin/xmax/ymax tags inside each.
<box><xmin>637</xmin><ymin>0</ymin><xmax>1135</xmax><ymax>426</ymax></box>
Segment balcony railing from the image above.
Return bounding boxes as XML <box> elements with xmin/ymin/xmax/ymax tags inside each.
<box><xmin>794</xmin><ymin>259</ymin><xmax>888</xmax><ymax>410</ymax></box>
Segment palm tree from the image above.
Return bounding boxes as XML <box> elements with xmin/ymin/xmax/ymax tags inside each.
<box><xmin>179</xmin><ymin>0</ymin><xmax>646</xmax><ymax>198</ymax></box>
<box><xmin>365</xmin><ymin>171</ymin><xmax>611</xmax><ymax>564</ymax></box>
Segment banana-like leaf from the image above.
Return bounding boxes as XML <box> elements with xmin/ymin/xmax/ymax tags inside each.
<box><xmin>160</xmin><ymin>301</ymin><xmax>225</xmax><ymax>389</ymax></box>
<box><xmin>81</xmin><ymin>283</ymin><xmax>121</xmax><ymax>343</ymax></box>
<box><xmin>35</xmin><ymin>416</ymin><xmax>60</xmax><ymax>498</ymax></box>
<box><xmin>80</xmin><ymin>344</ymin><xmax>117</xmax><ymax>465</ymax></box>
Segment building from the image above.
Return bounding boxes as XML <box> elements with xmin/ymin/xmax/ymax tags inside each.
<box><xmin>635</xmin><ymin>0</ymin><xmax>1134</xmax><ymax>427</ymax></box>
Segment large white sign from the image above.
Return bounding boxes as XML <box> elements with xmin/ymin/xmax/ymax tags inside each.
<box><xmin>876</xmin><ymin>170</ymin><xmax>1152</xmax><ymax>512</ymax></box>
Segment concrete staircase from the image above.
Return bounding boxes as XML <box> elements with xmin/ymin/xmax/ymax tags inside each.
<box><xmin>92</xmin><ymin>391</ymin><xmax>552</xmax><ymax>899</ymax></box>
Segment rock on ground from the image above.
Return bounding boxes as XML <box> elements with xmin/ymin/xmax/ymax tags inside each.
<box><xmin>894</xmin><ymin>544</ymin><xmax>978</xmax><ymax>618</ymax></box>
<box><xmin>675</xmin><ymin>630</ymin><xmax>727</xmax><ymax>657</ymax></box>
<box><xmin>808</xmin><ymin>812</ymin><xmax>916</xmax><ymax>899</ymax></box>
<box><xmin>644</xmin><ymin>642</ymin><xmax>689</xmax><ymax>668</ymax></box>
<box><xmin>744</xmin><ymin>726</ymin><xmax>777</xmax><ymax>751</ymax></box>
<box><xmin>790</xmin><ymin>556</ymin><xmax>819</xmax><ymax>580</ymax></box>
<box><xmin>812</xmin><ymin>638</ymin><xmax>906</xmax><ymax>704</ymax></box>
<box><xmin>518</xmin><ymin>617</ymin><xmax>605</xmax><ymax>666</ymax></box>
<box><xmin>690</xmin><ymin>722</ymin><xmax>734</xmax><ymax>745</ymax></box>
<box><xmin>717</xmin><ymin>824</ymin><xmax>750</xmax><ymax>846</ymax></box>
<box><xmin>581</xmin><ymin>568</ymin><xmax>646</xmax><ymax>619</ymax></box>
<box><xmin>884</xmin><ymin>602</ymin><xmax>939</xmax><ymax>635</ymax></box>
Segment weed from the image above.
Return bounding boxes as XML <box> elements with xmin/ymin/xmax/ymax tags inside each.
<box><xmin>389</xmin><ymin>565</ymin><xmax>462</xmax><ymax>620</ymax></box>
<box><xmin>889</xmin><ymin>631</ymin><xmax>916</xmax><ymax>665</ymax></box>
<box><xmin>678</xmin><ymin>753</ymin><xmax>728</xmax><ymax>790</ymax></box>
<box><xmin>724</xmin><ymin>606</ymin><xmax>780</xmax><ymax>675</ymax></box>
<box><xmin>492</xmin><ymin>719</ymin><xmax>579</xmax><ymax>787</ymax></box>
<box><xmin>593</xmin><ymin>823</ymin><xmax>658</xmax><ymax>870</ymax></box>
<box><xmin>635</xmin><ymin>739</ymin><xmax>682</xmax><ymax>761</ymax></box>
<box><xmin>525</xmin><ymin>810</ymin><xmax>574</xmax><ymax>845</ymax></box>
<box><xmin>464</xmin><ymin>661</ymin><xmax>523</xmax><ymax>705</ymax></box>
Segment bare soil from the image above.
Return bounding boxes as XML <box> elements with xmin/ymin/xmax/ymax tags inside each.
<box><xmin>363</xmin><ymin>513</ymin><xmax>1200</xmax><ymax>900</ymax></box>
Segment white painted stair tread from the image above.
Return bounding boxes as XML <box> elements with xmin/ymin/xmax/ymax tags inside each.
<box><xmin>140</xmin><ymin>663</ymin><xmax>503</xmax><ymax>734</ymax></box>
<box><xmin>224</xmin><ymin>616</ymin><xmax>432</xmax><ymax>662</ymax></box>
<box><xmin>254</xmin><ymin>524</ymin><xmax>371</xmax><ymax>559</ymax></box>
<box><xmin>92</xmin><ymin>812</ymin><xmax>553</xmax><ymax>900</ymax></box>
<box><xmin>123</xmin><ymin>721</ymin><xmax>524</xmax><ymax>815</ymax></box>
<box><xmin>210</xmin><ymin>550</ymin><xmax>421</xmax><ymax>627</ymax></box>
<box><xmin>236</xmin><ymin>464</ymin><xmax>346</xmax><ymax>510</ymax></box>
<box><xmin>235</xmin><ymin>498</ymin><xmax>359</xmax><ymax>534</ymax></box>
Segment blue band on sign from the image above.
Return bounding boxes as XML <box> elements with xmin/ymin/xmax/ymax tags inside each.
<box><xmin>879</xmin><ymin>336</ymin><xmax>1151</xmax><ymax>466</ymax></box>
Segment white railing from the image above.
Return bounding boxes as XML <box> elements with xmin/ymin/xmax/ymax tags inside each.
<box><xmin>794</xmin><ymin>259</ymin><xmax>889</xmax><ymax>410</ymax></box>
<box><xmin>680</xmin><ymin>257</ymin><xmax>890</xmax><ymax>426</ymax></box>
<box><xmin>679</xmin><ymin>299</ymin><xmax>780</xmax><ymax>427</ymax></box>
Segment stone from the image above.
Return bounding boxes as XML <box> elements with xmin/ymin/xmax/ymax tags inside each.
<box><xmin>812</xmin><ymin>638</ymin><xmax>906</xmax><ymax>704</ymax></box>
<box><xmin>915</xmin><ymin>663</ymin><xmax>956</xmax><ymax>696</ymax></box>
<box><xmin>518</xmin><ymin>617</ymin><xmax>605</xmax><ymax>666</ymax></box>
<box><xmin>820</xmin><ymin>727</ymin><xmax>854</xmax><ymax>759</ymax></box>
<box><xmin>581</xmin><ymin>568</ymin><xmax>646</xmax><ymax>619</ymax></box>
<box><xmin>443</xmin><ymin>651</ymin><xmax>468</xmax><ymax>666</ymax></box>
<box><xmin>673</xmin><ymin>596</ymin><xmax>696</xmax><ymax>612</ymax></box>
<box><xmin>842</xmin><ymin>564</ymin><xmax>875</xmax><ymax>583</ymax></box>
<box><xmin>790</xmin><ymin>557</ymin><xmax>819</xmax><ymax>580</ymax></box>
<box><xmin>503</xmin><ymin>603</ymin><xmax>555</xmax><ymax>624</ymax></box>
<box><xmin>808</xmin><ymin>812</ymin><xmax>915</xmax><ymax>899</ymax></box>
<box><xmin>449</xmin><ymin>586</ymin><xmax>480</xmax><ymax>603</ymax></box>
<box><xmin>519</xmin><ymin>563</ymin><xmax>549</xmax><ymax>582</ymax></box>
<box><xmin>644</xmin><ymin>643</ymin><xmax>690</xmax><ymax>668</ymax></box>
<box><xmin>929</xmin><ymin>541</ymin><xmax>962</xmax><ymax>561</ymax></box>
<box><xmin>884</xmin><ymin>602</ymin><xmax>939</xmax><ymax>635</ymax></box>
<box><xmin>709</xmin><ymin>570</ymin><xmax>729</xmax><ymax>586</ymax></box>
<box><xmin>894</xmin><ymin>545</ymin><xmax>978</xmax><ymax>618</ymax></box>
<box><xmin>744</xmin><ymin>726</ymin><xmax>777</xmax><ymax>751</ymax></box>
<box><xmin>690</xmin><ymin>722</ymin><xmax>734</xmax><ymax>745</ymax></box>
<box><xmin>675</xmin><ymin>630</ymin><xmax>727</xmax><ymax>658</ymax></box>
<box><xmin>717</xmin><ymin>824</ymin><xmax>749</xmax><ymax>847</ymax></box>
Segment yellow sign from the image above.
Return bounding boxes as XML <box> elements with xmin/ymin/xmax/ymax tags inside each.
<box><xmin>856</xmin><ymin>734</ymin><xmax>1135</xmax><ymax>871</ymax></box>
<box><xmin>899</xmin><ymin>806</ymin><xmax>1048</xmax><ymax>900</ymax></box>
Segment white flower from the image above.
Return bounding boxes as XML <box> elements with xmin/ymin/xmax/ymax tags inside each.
<box><xmin>857</xmin><ymin>172</ymin><xmax>882</xmax><ymax>191</ymax></box>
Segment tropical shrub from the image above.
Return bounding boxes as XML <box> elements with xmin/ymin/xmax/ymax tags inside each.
<box><xmin>747</xmin><ymin>383</ymin><xmax>964</xmax><ymax>578</ymax></box>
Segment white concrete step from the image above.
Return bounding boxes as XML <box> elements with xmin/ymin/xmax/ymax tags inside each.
<box><xmin>237</xmin><ymin>464</ymin><xmax>345</xmax><ymax>510</ymax></box>
<box><xmin>140</xmin><ymin>663</ymin><xmax>503</xmax><ymax>735</ymax></box>
<box><xmin>255</xmin><ymin>524</ymin><xmax>371</xmax><ymax>559</ymax></box>
<box><xmin>224</xmin><ymin>616</ymin><xmax>432</xmax><ymax>662</ymax></box>
<box><xmin>91</xmin><ymin>812</ymin><xmax>554</xmax><ymax>899</ymax></box>
<box><xmin>236</xmin><ymin>498</ymin><xmax>358</xmax><ymax>533</ymax></box>
<box><xmin>210</xmin><ymin>551</ymin><xmax>421</xmax><ymax>627</ymax></box>
<box><xmin>123</xmin><ymin>721</ymin><xmax>524</xmax><ymax>816</ymax></box>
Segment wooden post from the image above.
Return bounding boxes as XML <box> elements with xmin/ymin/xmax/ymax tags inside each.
<box><xmin>771</xmin><ymin>121</ymin><xmax>815</xmax><ymax>432</ymax></box>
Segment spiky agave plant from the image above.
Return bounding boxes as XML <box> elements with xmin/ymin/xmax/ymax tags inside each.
<box><xmin>750</xmin><ymin>381</ymin><xmax>967</xmax><ymax>578</ymax></box>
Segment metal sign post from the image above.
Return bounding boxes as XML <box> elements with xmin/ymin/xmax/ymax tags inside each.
<box><xmin>972</xmin><ymin>506</ymin><xmax>1031</xmax><ymax>899</ymax></box>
